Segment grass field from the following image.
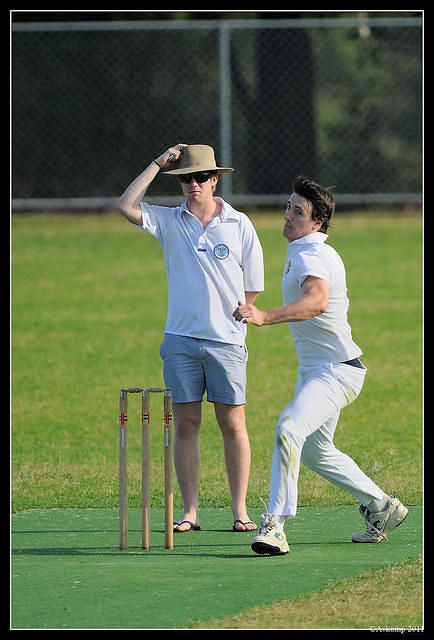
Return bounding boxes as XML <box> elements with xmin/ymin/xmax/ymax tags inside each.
<box><xmin>11</xmin><ymin>208</ymin><xmax>423</xmax><ymax>629</ymax></box>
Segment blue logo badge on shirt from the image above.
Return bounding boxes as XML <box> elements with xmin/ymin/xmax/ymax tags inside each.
<box><xmin>213</xmin><ymin>243</ymin><xmax>230</xmax><ymax>260</ymax></box>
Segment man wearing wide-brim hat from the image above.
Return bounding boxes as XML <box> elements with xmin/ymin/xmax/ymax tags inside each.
<box><xmin>118</xmin><ymin>143</ymin><xmax>264</xmax><ymax>534</ymax></box>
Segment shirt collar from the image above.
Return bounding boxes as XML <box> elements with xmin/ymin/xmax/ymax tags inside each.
<box><xmin>181</xmin><ymin>197</ymin><xmax>239</xmax><ymax>222</ymax></box>
<box><xmin>289</xmin><ymin>232</ymin><xmax>328</xmax><ymax>247</ymax></box>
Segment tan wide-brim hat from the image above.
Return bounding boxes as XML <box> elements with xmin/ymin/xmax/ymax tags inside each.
<box><xmin>163</xmin><ymin>144</ymin><xmax>234</xmax><ymax>175</ymax></box>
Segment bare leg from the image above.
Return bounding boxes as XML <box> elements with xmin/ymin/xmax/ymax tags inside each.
<box><xmin>214</xmin><ymin>402</ymin><xmax>257</xmax><ymax>531</ymax></box>
<box><xmin>173</xmin><ymin>401</ymin><xmax>201</xmax><ymax>531</ymax></box>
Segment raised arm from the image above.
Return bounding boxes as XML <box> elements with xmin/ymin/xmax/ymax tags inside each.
<box><xmin>117</xmin><ymin>143</ymin><xmax>187</xmax><ymax>225</ymax></box>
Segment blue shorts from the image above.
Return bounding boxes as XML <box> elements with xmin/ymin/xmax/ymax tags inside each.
<box><xmin>160</xmin><ymin>333</ymin><xmax>248</xmax><ymax>405</ymax></box>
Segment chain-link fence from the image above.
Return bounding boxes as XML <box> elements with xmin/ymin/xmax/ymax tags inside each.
<box><xmin>12</xmin><ymin>16</ymin><xmax>422</xmax><ymax>210</ymax></box>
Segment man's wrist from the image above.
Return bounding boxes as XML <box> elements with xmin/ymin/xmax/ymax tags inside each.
<box><xmin>153</xmin><ymin>159</ymin><xmax>162</xmax><ymax>169</ymax></box>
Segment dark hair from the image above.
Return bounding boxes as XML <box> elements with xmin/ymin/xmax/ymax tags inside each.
<box><xmin>292</xmin><ymin>175</ymin><xmax>335</xmax><ymax>233</ymax></box>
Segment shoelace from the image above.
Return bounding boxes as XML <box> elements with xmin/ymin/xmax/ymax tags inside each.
<box><xmin>372</xmin><ymin>492</ymin><xmax>398</xmax><ymax>542</ymax></box>
<box><xmin>260</xmin><ymin>514</ymin><xmax>276</xmax><ymax>535</ymax></box>
<box><xmin>365</xmin><ymin>517</ymin><xmax>390</xmax><ymax>542</ymax></box>
<box><xmin>258</xmin><ymin>498</ymin><xmax>279</xmax><ymax>535</ymax></box>
<box><xmin>260</xmin><ymin>497</ymin><xmax>268</xmax><ymax>511</ymax></box>
<box><xmin>361</xmin><ymin>499</ymin><xmax>394</xmax><ymax>542</ymax></box>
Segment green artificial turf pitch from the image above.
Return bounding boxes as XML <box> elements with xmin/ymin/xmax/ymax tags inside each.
<box><xmin>11</xmin><ymin>505</ymin><xmax>422</xmax><ymax>630</ymax></box>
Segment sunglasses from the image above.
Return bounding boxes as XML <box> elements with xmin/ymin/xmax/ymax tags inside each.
<box><xmin>178</xmin><ymin>171</ymin><xmax>216</xmax><ymax>184</ymax></box>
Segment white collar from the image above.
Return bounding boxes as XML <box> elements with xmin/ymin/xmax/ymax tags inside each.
<box><xmin>181</xmin><ymin>197</ymin><xmax>240</xmax><ymax>222</ymax></box>
<box><xmin>289</xmin><ymin>232</ymin><xmax>328</xmax><ymax>247</ymax></box>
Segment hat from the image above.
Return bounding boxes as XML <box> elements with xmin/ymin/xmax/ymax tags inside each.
<box><xmin>163</xmin><ymin>144</ymin><xmax>234</xmax><ymax>175</ymax></box>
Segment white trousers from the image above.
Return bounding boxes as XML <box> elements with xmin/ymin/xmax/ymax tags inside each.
<box><xmin>268</xmin><ymin>362</ymin><xmax>385</xmax><ymax>518</ymax></box>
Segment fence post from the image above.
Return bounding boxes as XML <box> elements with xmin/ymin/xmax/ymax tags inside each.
<box><xmin>219</xmin><ymin>21</ymin><xmax>232</xmax><ymax>202</ymax></box>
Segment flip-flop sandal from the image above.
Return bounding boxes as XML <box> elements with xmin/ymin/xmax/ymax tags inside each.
<box><xmin>232</xmin><ymin>519</ymin><xmax>258</xmax><ymax>532</ymax></box>
<box><xmin>173</xmin><ymin>520</ymin><xmax>201</xmax><ymax>533</ymax></box>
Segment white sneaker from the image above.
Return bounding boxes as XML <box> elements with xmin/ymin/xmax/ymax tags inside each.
<box><xmin>351</xmin><ymin>495</ymin><xmax>408</xmax><ymax>543</ymax></box>
<box><xmin>251</xmin><ymin>513</ymin><xmax>290</xmax><ymax>555</ymax></box>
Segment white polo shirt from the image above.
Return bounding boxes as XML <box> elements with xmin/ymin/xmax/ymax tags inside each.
<box><xmin>282</xmin><ymin>232</ymin><xmax>362</xmax><ymax>367</ymax></box>
<box><xmin>139</xmin><ymin>197</ymin><xmax>264</xmax><ymax>346</ymax></box>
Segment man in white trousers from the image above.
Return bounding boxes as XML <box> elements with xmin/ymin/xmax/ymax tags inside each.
<box><xmin>233</xmin><ymin>175</ymin><xmax>408</xmax><ymax>555</ymax></box>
